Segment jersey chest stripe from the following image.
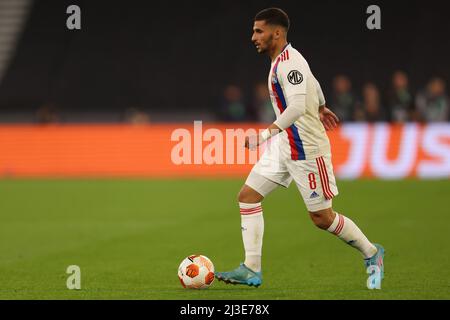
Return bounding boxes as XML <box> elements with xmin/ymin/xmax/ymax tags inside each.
<box><xmin>288</xmin><ymin>126</ymin><xmax>305</xmax><ymax>160</ymax></box>
<box><xmin>271</xmin><ymin>59</ymin><xmax>285</xmax><ymax>114</ymax></box>
<box><xmin>286</xmin><ymin>127</ymin><xmax>299</xmax><ymax>159</ymax></box>
<box><xmin>271</xmin><ymin>58</ymin><xmax>306</xmax><ymax>160</ymax></box>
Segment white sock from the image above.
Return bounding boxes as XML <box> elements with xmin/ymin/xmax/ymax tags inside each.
<box><xmin>327</xmin><ymin>212</ymin><xmax>377</xmax><ymax>259</ymax></box>
<box><xmin>240</xmin><ymin>202</ymin><xmax>264</xmax><ymax>272</ymax></box>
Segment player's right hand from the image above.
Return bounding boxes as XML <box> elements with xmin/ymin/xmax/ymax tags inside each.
<box><xmin>245</xmin><ymin>135</ymin><xmax>260</xmax><ymax>150</ymax></box>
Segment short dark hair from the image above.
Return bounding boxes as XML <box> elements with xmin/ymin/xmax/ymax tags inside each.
<box><xmin>254</xmin><ymin>8</ymin><xmax>290</xmax><ymax>31</ymax></box>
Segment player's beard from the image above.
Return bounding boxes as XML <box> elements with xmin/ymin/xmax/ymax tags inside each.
<box><xmin>256</xmin><ymin>35</ymin><xmax>273</xmax><ymax>54</ymax></box>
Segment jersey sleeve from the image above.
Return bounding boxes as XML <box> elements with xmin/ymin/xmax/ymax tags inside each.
<box><xmin>273</xmin><ymin>57</ymin><xmax>308</xmax><ymax>129</ymax></box>
<box><xmin>278</xmin><ymin>57</ymin><xmax>308</xmax><ymax>103</ymax></box>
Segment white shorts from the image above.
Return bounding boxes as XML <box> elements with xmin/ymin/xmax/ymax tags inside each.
<box><xmin>245</xmin><ymin>137</ymin><xmax>339</xmax><ymax>212</ymax></box>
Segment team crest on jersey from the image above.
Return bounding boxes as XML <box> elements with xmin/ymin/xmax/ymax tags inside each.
<box><xmin>287</xmin><ymin>70</ymin><xmax>303</xmax><ymax>85</ymax></box>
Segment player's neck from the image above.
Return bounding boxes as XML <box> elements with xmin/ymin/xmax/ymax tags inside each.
<box><xmin>270</xmin><ymin>41</ymin><xmax>289</xmax><ymax>62</ymax></box>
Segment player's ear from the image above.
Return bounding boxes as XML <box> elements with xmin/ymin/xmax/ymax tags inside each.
<box><xmin>274</xmin><ymin>28</ymin><xmax>280</xmax><ymax>40</ymax></box>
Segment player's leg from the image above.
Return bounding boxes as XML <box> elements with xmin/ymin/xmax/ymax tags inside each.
<box><xmin>308</xmin><ymin>207</ymin><xmax>378</xmax><ymax>260</ymax></box>
<box><xmin>287</xmin><ymin>154</ymin><xmax>384</xmax><ymax>286</ymax></box>
<box><xmin>237</xmin><ymin>183</ymin><xmax>264</xmax><ymax>274</ymax></box>
<box><xmin>236</xmin><ymin>138</ymin><xmax>293</xmax><ymax>276</ymax></box>
<box><xmin>309</xmin><ymin>206</ymin><xmax>385</xmax><ymax>287</ymax></box>
<box><xmin>215</xmin><ymin>173</ymin><xmax>283</xmax><ymax>286</ymax></box>
<box><xmin>305</xmin><ymin>154</ymin><xmax>379</xmax><ymax>257</ymax></box>
<box><xmin>237</xmin><ymin>172</ymin><xmax>280</xmax><ymax>273</ymax></box>
<box><xmin>216</xmin><ymin>137</ymin><xmax>292</xmax><ymax>286</ymax></box>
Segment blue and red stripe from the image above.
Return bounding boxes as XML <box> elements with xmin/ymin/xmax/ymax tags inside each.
<box><xmin>271</xmin><ymin>57</ymin><xmax>306</xmax><ymax>160</ymax></box>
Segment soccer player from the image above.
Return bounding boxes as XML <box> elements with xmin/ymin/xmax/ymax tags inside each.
<box><xmin>215</xmin><ymin>8</ymin><xmax>385</xmax><ymax>288</ymax></box>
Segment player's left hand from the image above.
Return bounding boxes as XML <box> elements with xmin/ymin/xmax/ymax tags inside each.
<box><xmin>245</xmin><ymin>135</ymin><xmax>262</xmax><ymax>150</ymax></box>
<box><xmin>319</xmin><ymin>106</ymin><xmax>340</xmax><ymax>131</ymax></box>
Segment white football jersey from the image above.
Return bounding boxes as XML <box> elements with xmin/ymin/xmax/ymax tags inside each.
<box><xmin>268</xmin><ymin>43</ymin><xmax>331</xmax><ymax>160</ymax></box>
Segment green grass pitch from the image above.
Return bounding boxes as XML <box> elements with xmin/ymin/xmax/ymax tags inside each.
<box><xmin>0</xmin><ymin>178</ymin><xmax>449</xmax><ymax>299</ymax></box>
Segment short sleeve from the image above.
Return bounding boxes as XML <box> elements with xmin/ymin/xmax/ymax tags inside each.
<box><xmin>278</xmin><ymin>57</ymin><xmax>308</xmax><ymax>101</ymax></box>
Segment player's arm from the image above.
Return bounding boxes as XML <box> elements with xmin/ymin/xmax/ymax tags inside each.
<box><xmin>245</xmin><ymin>122</ymin><xmax>282</xmax><ymax>150</ymax></box>
<box><xmin>245</xmin><ymin>97</ymin><xmax>307</xmax><ymax>150</ymax></box>
<box><xmin>245</xmin><ymin>61</ymin><xmax>307</xmax><ymax>150</ymax></box>
<box><xmin>245</xmin><ymin>97</ymin><xmax>306</xmax><ymax>149</ymax></box>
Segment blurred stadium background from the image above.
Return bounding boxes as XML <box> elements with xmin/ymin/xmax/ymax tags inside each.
<box><xmin>0</xmin><ymin>0</ymin><xmax>449</xmax><ymax>299</ymax></box>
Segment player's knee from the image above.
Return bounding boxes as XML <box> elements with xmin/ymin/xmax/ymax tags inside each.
<box><xmin>309</xmin><ymin>208</ymin><xmax>335</xmax><ymax>230</ymax></box>
<box><xmin>237</xmin><ymin>185</ymin><xmax>263</xmax><ymax>203</ymax></box>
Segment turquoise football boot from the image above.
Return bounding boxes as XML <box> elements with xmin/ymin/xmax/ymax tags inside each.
<box><xmin>364</xmin><ymin>243</ymin><xmax>385</xmax><ymax>289</ymax></box>
<box><xmin>215</xmin><ymin>263</ymin><xmax>262</xmax><ymax>287</ymax></box>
